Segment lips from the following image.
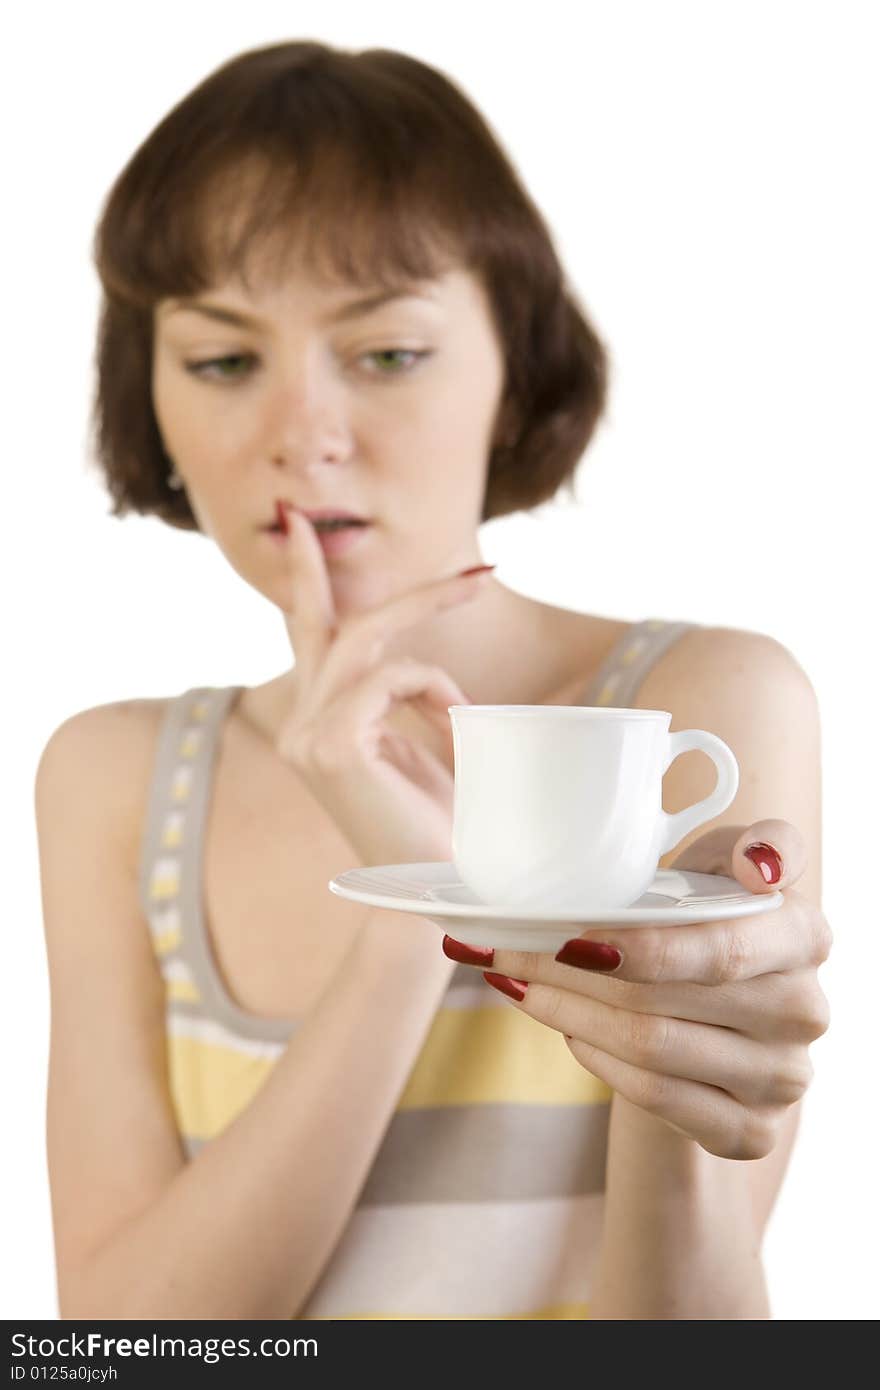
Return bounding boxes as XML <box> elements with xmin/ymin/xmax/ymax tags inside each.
<box><xmin>302</xmin><ymin>508</ymin><xmax>369</xmax><ymax>522</ymax></box>
<box><xmin>267</xmin><ymin>500</ymin><xmax>371</xmax><ymax>535</ymax></box>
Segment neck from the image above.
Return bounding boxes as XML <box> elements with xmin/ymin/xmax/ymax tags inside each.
<box><xmin>299</xmin><ymin>579</ymin><xmax>585</xmax><ymax>704</ymax></box>
<box><xmin>244</xmin><ymin>580</ymin><xmax>598</xmax><ymax>750</ymax></box>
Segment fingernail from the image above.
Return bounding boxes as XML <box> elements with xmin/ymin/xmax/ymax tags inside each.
<box><xmin>443</xmin><ymin>935</ymin><xmax>495</xmax><ymax>966</ymax></box>
<box><xmin>554</xmin><ymin>940</ymin><xmax>623</xmax><ymax>972</ymax></box>
<box><xmin>483</xmin><ymin>972</ymin><xmax>528</xmax><ymax>1001</ymax></box>
<box><xmin>274</xmin><ymin>499</ymin><xmax>290</xmax><ymax>534</ymax></box>
<box><xmin>744</xmin><ymin>842</ymin><xmax>783</xmax><ymax>885</ymax></box>
<box><xmin>458</xmin><ymin>564</ymin><xmax>496</xmax><ymax>577</ymax></box>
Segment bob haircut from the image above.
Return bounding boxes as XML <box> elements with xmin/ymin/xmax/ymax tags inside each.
<box><xmin>90</xmin><ymin>40</ymin><xmax>611</xmax><ymax>530</ymax></box>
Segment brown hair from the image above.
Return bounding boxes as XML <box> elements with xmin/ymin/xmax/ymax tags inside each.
<box><xmin>90</xmin><ymin>40</ymin><xmax>611</xmax><ymax>531</ymax></box>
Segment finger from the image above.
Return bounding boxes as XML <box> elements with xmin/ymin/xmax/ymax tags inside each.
<box><xmin>379</xmin><ymin>728</ymin><xmax>455</xmax><ymax>807</ymax></box>
<box><xmin>443</xmin><ymin>932</ymin><xmax>829</xmax><ymax>1039</ymax></box>
<box><xmin>499</xmin><ymin>982</ymin><xmax>809</xmax><ymax>1106</ymax></box>
<box><xmin>666</xmin><ymin>823</ymin><xmax>751</xmax><ymax>876</ymax></box>
<box><xmin>559</xmin><ymin>1039</ymin><xmax>772</xmax><ymax>1160</ymax></box>
<box><xmin>488</xmin><ymin>889</ymin><xmax>830</xmax><ymax>985</ymax></box>
<box><xmin>407</xmin><ymin>687</ymin><xmax>462</xmax><ymax>754</ymax></box>
<box><xmin>313</xmin><ymin>565</ymin><xmax>494</xmax><ymax>707</ymax></box>
<box><xmin>281</xmin><ymin>507</ymin><xmax>337</xmax><ymax>688</ymax></box>
<box><xmin>484</xmin><ymin>961</ymin><xmax>827</xmax><ymax>1042</ymax></box>
<box><xmin>368</xmin><ymin>683</ymin><xmax>460</xmax><ymax>772</ymax></box>
<box><xmin>731</xmin><ymin>820</ymin><xmax>808</xmax><ymax>893</ymax></box>
<box><xmin>304</xmin><ymin>659</ymin><xmax>469</xmax><ymax>768</ymax></box>
<box><xmin>671</xmin><ymin>819</ymin><xmax>808</xmax><ymax>895</ymax></box>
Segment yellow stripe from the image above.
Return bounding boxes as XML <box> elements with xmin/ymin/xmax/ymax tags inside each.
<box><xmin>398</xmin><ymin>1005</ymin><xmax>612</xmax><ymax>1108</ymax></box>
<box><xmin>178</xmin><ymin>729</ymin><xmax>203</xmax><ymax>758</ymax></box>
<box><xmin>620</xmin><ymin>640</ymin><xmax>645</xmax><ymax>666</ymax></box>
<box><xmin>153</xmin><ymin>925</ymin><xmax>182</xmax><ymax>956</ymax></box>
<box><xmin>149</xmin><ymin>873</ymin><xmax>180</xmax><ymax>901</ymax></box>
<box><xmin>171</xmin><ymin>767</ymin><xmax>193</xmax><ymax>802</ymax></box>
<box><xmin>166</xmin><ymin>1005</ymin><xmax>609</xmax><ymax>1143</ymax></box>
<box><xmin>310</xmin><ymin>1301</ymin><xmax>590</xmax><ymax>1320</ymax></box>
<box><xmin>167</xmin><ymin>1035</ymin><xmax>279</xmax><ymax>1141</ymax></box>
<box><xmin>166</xmin><ymin>978</ymin><xmax>201</xmax><ymax>1004</ymax></box>
<box><xmin>596</xmin><ymin>678</ymin><xmax>621</xmax><ymax>706</ymax></box>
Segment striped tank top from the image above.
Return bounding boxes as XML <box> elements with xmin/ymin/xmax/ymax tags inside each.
<box><xmin>138</xmin><ymin>616</ymin><xmax>697</xmax><ymax>1319</ymax></box>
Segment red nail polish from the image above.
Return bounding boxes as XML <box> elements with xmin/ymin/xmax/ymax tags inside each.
<box><xmin>458</xmin><ymin>564</ymin><xmax>496</xmax><ymax>577</ymax></box>
<box><xmin>442</xmin><ymin>935</ymin><xmax>495</xmax><ymax>966</ymax></box>
<box><xmin>554</xmin><ymin>939</ymin><xmax>622</xmax><ymax>972</ymax></box>
<box><xmin>483</xmin><ymin>972</ymin><xmax>528</xmax><ymax>1002</ymax></box>
<box><xmin>274</xmin><ymin>499</ymin><xmax>290</xmax><ymax>534</ymax></box>
<box><xmin>744</xmin><ymin>842</ymin><xmax>783</xmax><ymax>885</ymax></box>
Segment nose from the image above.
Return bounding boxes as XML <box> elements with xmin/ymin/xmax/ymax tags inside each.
<box><xmin>264</xmin><ymin>358</ymin><xmax>352</xmax><ymax>470</ymax></box>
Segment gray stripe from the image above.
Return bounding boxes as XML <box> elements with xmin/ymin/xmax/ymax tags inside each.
<box><xmin>579</xmin><ymin>619</ymin><xmax>699</xmax><ymax>708</ymax></box>
<box><xmin>162</xmin><ymin>980</ymin><xmax>489</xmax><ymax>1031</ymax></box>
<box><xmin>176</xmin><ymin>688</ymin><xmax>297</xmax><ymax>1043</ymax></box>
<box><xmin>359</xmin><ymin>1103</ymin><xmax>610</xmax><ymax>1205</ymax></box>
<box><xmin>182</xmin><ymin>1103</ymin><xmax>610</xmax><ymax>1201</ymax></box>
<box><xmin>181</xmin><ymin>1134</ymin><xmax>203</xmax><ymax>1162</ymax></box>
<box><xmin>137</xmin><ymin>685</ymin><xmax>198</xmax><ymax>924</ymax></box>
<box><xmin>163</xmin><ymin>1002</ymin><xmax>294</xmax><ymax>1051</ymax></box>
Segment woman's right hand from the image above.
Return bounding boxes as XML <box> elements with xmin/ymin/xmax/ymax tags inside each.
<box><xmin>273</xmin><ymin>504</ymin><xmax>494</xmax><ymax>867</ymax></box>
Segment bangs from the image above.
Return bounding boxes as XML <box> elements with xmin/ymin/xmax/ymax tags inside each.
<box><xmin>192</xmin><ymin>149</ymin><xmax>463</xmax><ymax>300</ymax></box>
<box><xmin>95</xmin><ymin>43</ymin><xmax>525</xmax><ymax>311</ymax></box>
<box><xmin>107</xmin><ymin>139</ymin><xmax>474</xmax><ymax>312</ymax></box>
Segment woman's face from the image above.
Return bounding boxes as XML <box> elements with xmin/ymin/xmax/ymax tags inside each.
<box><xmin>152</xmin><ymin>261</ymin><xmax>508</xmax><ymax>615</ymax></box>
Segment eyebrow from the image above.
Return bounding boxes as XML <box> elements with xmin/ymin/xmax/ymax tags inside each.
<box><xmin>162</xmin><ymin>288</ymin><xmax>434</xmax><ymax>330</ymax></box>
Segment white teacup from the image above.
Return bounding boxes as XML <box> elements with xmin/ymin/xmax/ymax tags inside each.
<box><xmin>448</xmin><ymin>706</ymin><xmax>739</xmax><ymax>913</ymax></box>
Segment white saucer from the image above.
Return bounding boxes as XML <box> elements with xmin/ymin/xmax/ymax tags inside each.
<box><xmin>328</xmin><ymin>862</ymin><xmax>784</xmax><ymax>952</ymax></box>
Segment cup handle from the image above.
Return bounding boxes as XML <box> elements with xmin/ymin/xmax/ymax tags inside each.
<box><xmin>657</xmin><ymin>729</ymin><xmax>740</xmax><ymax>857</ymax></box>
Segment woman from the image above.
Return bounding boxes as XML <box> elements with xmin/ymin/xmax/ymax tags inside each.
<box><xmin>34</xmin><ymin>40</ymin><xmax>831</xmax><ymax>1320</ymax></box>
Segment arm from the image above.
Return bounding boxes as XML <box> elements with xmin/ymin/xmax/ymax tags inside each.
<box><xmin>591</xmin><ymin>1095</ymin><xmax>771</xmax><ymax>1319</ymax></box>
<box><xmin>36</xmin><ymin>705</ymin><xmax>455</xmax><ymax>1320</ymax></box>
<box><xmin>589</xmin><ymin>627</ymin><xmax>823</xmax><ymax>1319</ymax></box>
<box><xmin>74</xmin><ymin>922</ymin><xmax>453</xmax><ymax>1321</ymax></box>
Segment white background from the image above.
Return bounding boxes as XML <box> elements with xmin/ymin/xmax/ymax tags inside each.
<box><xmin>3</xmin><ymin>0</ymin><xmax>877</xmax><ymax>1320</ymax></box>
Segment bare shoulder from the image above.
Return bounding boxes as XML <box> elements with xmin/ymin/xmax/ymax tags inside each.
<box><xmin>632</xmin><ymin>623</ymin><xmax>822</xmax><ymax>899</ymax></box>
<box><xmin>37</xmin><ymin>694</ymin><xmax>171</xmax><ymax>763</ymax></box>
<box><xmin>37</xmin><ymin>692</ymin><xmax>171</xmax><ymax>755</ymax></box>
<box><xmin>630</xmin><ymin>621</ymin><xmax>816</xmax><ymax>712</ymax></box>
<box><xmin>533</xmin><ymin>606</ymin><xmax>811</xmax><ymax>710</ymax></box>
<box><xmin>35</xmin><ymin>696</ymin><xmax>173</xmax><ymax>865</ymax></box>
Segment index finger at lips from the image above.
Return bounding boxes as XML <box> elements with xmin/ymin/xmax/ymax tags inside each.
<box><xmin>282</xmin><ymin>507</ymin><xmax>337</xmax><ymax>683</ymax></box>
<box><xmin>560</xmin><ymin>896</ymin><xmax>810</xmax><ymax>986</ymax></box>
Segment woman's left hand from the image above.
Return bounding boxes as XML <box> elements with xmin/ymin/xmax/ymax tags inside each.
<box><xmin>442</xmin><ymin>819</ymin><xmax>832</xmax><ymax>1160</ymax></box>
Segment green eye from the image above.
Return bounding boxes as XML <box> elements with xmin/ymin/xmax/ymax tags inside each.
<box><xmin>368</xmin><ymin>349</ymin><xmax>420</xmax><ymax>372</ymax></box>
<box><xmin>184</xmin><ymin>348</ymin><xmax>432</xmax><ymax>384</ymax></box>
<box><xmin>185</xmin><ymin>355</ymin><xmax>253</xmax><ymax>381</ymax></box>
<box><xmin>364</xmin><ymin>348</ymin><xmax>433</xmax><ymax>378</ymax></box>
